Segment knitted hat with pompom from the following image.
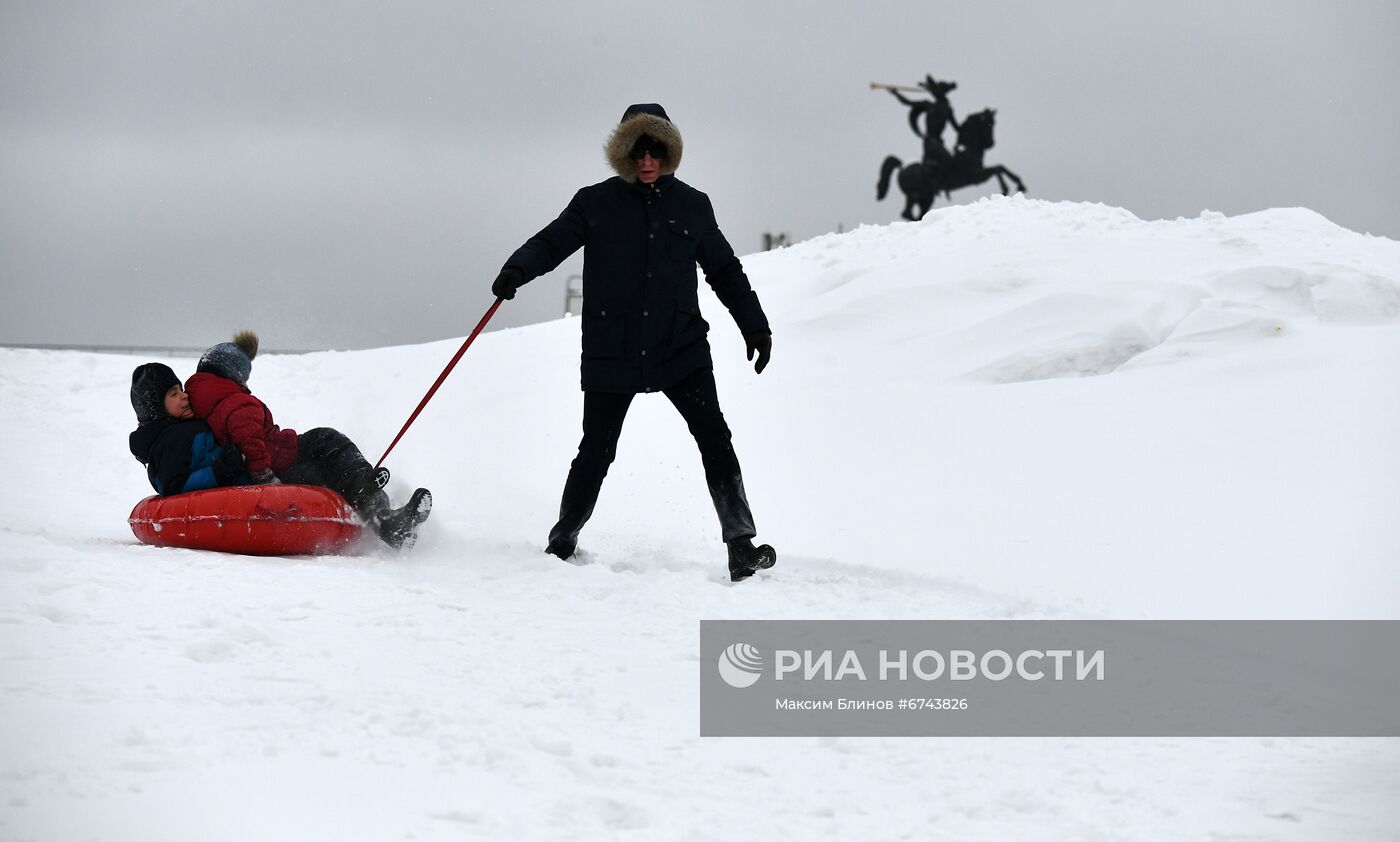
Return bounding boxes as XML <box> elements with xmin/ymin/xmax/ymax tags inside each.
<box><xmin>197</xmin><ymin>330</ymin><xmax>259</xmax><ymax>384</ymax></box>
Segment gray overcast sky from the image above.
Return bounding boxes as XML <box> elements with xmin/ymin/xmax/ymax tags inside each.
<box><xmin>3</xmin><ymin>0</ymin><xmax>1398</xmax><ymax>351</ymax></box>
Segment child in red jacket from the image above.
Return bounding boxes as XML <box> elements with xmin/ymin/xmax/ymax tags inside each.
<box><xmin>185</xmin><ymin>331</ymin><xmax>432</xmax><ymax>550</ymax></box>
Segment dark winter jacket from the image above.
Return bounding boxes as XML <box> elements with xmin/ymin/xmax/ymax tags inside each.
<box><xmin>128</xmin><ymin>417</ymin><xmax>246</xmax><ymax>495</ymax></box>
<box><xmin>504</xmin><ymin>107</ymin><xmax>770</xmax><ymax>393</ymax></box>
<box><xmin>185</xmin><ymin>372</ymin><xmax>299</xmax><ymax>474</ymax></box>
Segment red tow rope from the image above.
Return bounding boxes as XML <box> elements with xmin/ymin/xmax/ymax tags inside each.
<box><xmin>374</xmin><ymin>297</ymin><xmax>504</xmax><ymax>469</ymax></box>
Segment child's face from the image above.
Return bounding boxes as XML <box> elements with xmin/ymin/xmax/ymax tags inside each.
<box><xmin>163</xmin><ymin>384</ymin><xmax>193</xmax><ymax>419</ymax></box>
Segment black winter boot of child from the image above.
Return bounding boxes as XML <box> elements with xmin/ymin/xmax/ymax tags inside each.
<box><xmin>727</xmin><ymin>537</ymin><xmax>776</xmax><ymax>582</ymax></box>
<box><xmin>373</xmin><ymin>488</ymin><xmax>433</xmax><ymax>550</ymax></box>
<box><xmin>343</xmin><ymin>467</ymin><xmax>391</xmax><ymax>514</ymax></box>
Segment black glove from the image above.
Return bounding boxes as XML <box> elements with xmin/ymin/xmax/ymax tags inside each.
<box><xmin>492</xmin><ymin>266</ymin><xmax>525</xmax><ymax>301</ymax></box>
<box><xmin>249</xmin><ymin>467</ymin><xmax>281</xmax><ymax>485</ymax></box>
<box><xmin>212</xmin><ymin>444</ymin><xmax>246</xmax><ymax>485</ymax></box>
<box><xmin>745</xmin><ymin>331</ymin><xmax>772</xmax><ymax>374</ymax></box>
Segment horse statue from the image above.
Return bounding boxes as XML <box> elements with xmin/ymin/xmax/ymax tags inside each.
<box><xmin>877</xmin><ymin>109</ymin><xmax>1026</xmax><ymax>221</ymax></box>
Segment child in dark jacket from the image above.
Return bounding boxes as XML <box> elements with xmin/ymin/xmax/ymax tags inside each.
<box><xmin>129</xmin><ymin>363</ymin><xmax>248</xmax><ymax>495</ymax></box>
<box><xmin>184</xmin><ymin>331</ymin><xmax>432</xmax><ymax>550</ymax></box>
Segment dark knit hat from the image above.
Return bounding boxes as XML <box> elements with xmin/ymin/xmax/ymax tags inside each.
<box><xmin>619</xmin><ymin>103</ymin><xmax>670</xmax><ymax>124</ymax></box>
<box><xmin>197</xmin><ymin>330</ymin><xmax>259</xmax><ymax>383</ymax></box>
<box><xmin>130</xmin><ymin>362</ymin><xmax>181</xmax><ymax>423</ymax></box>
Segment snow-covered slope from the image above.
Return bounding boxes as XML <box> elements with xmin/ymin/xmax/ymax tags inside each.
<box><xmin>4</xmin><ymin>197</ymin><xmax>1398</xmax><ymax>840</ymax></box>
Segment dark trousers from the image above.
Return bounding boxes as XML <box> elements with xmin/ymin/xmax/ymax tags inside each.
<box><xmin>278</xmin><ymin>427</ymin><xmax>387</xmax><ymax>518</ymax></box>
<box><xmin>549</xmin><ymin>367</ymin><xmax>757</xmax><ymax>548</ymax></box>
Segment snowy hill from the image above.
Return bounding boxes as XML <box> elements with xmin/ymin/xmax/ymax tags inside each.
<box><xmin>3</xmin><ymin>197</ymin><xmax>1398</xmax><ymax>840</ymax></box>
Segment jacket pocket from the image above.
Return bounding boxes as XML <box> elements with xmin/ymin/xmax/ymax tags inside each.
<box><xmin>672</xmin><ymin>303</ymin><xmax>709</xmax><ymax>349</ymax></box>
<box><xmin>668</xmin><ymin>220</ymin><xmax>697</xmax><ymax>262</ymax></box>
<box><xmin>582</xmin><ymin>306</ymin><xmax>625</xmax><ymax>360</ymax></box>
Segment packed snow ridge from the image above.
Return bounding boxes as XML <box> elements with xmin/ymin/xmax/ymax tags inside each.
<box><xmin>2</xmin><ymin>196</ymin><xmax>1398</xmax><ymax>841</ymax></box>
<box><xmin>749</xmin><ymin>197</ymin><xmax>1399</xmax><ymax>384</ymax></box>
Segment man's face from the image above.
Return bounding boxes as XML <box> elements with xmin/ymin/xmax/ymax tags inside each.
<box><xmin>629</xmin><ymin>135</ymin><xmax>666</xmax><ymax>184</ymax></box>
<box><xmin>636</xmin><ymin>151</ymin><xmax>662</xmax><ymax>184</ymax></box>
<box><xmin>164</xmin><ymin>384</ymin><xmax>193</xmax><ymax>419</ymax></box>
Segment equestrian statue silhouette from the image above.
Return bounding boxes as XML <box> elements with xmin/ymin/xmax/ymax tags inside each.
<box><xmin>873</xmin><ymin>76</ymin><xmax>1027</xmax><ymax>221</ymax></box>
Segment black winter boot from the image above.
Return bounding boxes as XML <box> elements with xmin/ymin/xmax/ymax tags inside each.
<box><xmin>345</xmin><ymin>468</ymin><xmax>391</xmax><ymax>517</ymax></box>
<box><xmin>373</xmin><ymin>488</ymin><xmax>433</xmax><ymax>550</ymax></box>
<box><xmin>727</xmin><ymin>537</ymin><xmax>776</xmax><ymax>582</ymax></box>
<box><xmin>544</xmin><ymin>537</ymin><xmax>576</xmax><ymax>561</ymax></box>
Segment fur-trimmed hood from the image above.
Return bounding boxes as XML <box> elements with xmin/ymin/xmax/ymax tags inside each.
<box><xmin>605</xmin><ymin>103</ymin><xmax>684</xmax><ymax>183</ymax></box>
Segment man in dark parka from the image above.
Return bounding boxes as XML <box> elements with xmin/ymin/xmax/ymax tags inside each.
<box><xmin>492</xmin><ymin>103</ymin><xmax>776</xmax><ymax>582</ymax></box>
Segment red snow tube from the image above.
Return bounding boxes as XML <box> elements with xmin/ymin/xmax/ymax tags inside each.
<box><xmin>129</xmin><ymin>485</ymin><xmax>362</xmax><ymax>556</ymax></box>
